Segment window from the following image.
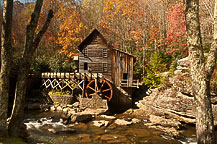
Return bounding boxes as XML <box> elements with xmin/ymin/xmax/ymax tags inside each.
<box><xmin>84</xmin><ymin>48</ymin><xmax>88</xmax><ymax>57</ymax></box>
<box><xmin>103</xmin><ymin>49</ymin><xmax>107</xmax><ymax>57</ymax></box>
<box><xmin>103</xmin><ymin>63</ymin><xmax>108</xmax><ymax>72</ymax></box>
<box><xmin>123</xmin><ymin>73</ymin><xmax>128</xmax><ymax>79</ymax></box>
<box><xmin>120</xmin><ymin>56</ymin><xmax>124</xmax><ymax>63</ymax></box>
<box><xmin>94</xmin><ymin>36</ymin><xmax>98</xmax><ymax>42</ymax></box>
<box><xmin>84</xmin><ymin>62</ymin><xmax>88</xmax><ymax>70</ymax></box>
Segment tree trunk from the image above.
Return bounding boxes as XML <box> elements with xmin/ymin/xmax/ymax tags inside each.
<box><xmin>0</xmin><ymin>0</ymin><xmax>13</xmax><ymax>137</ymax></box>
<box><xmin>185</xmin><ymin>0</ymin><xmax>216</xmax><ymax>143</ymax></box>
<box><xmin>8</xmin><ymin>59</ymin><xmax>31</xmax><ymax>137</ymax></box>
<box><xmin>8</xmin><ymin>0</ymin><xmax>53</xmax><ymax>137</ymax></box>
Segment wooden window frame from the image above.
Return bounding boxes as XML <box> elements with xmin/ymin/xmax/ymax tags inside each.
<box><xmin>103</xmin><ymin>49</ymin><xmax>108</xmax><ymax>57</ymax></box>
<box><xmin>103</xmin><ymin>63</ymin><xmax>108</xmax><ymax>72</ymax></box>
<box><xmin>84</xmin><ymin>48</ymin><xmax>88</xmax><ymax>58</ymax></box>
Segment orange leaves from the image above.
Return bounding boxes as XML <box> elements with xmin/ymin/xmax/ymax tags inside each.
<box><xmin>57</xmin><ymin>1</ymin><xmax>87</xmax><ymax>57</ymax></box>
<box><xmin>100</xmin><ymin>0</ymin><xmax>145</xmax><ymax>47</ymax></box>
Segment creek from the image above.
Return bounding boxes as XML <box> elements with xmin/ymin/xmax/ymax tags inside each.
<box><xmin>23</xmin><ymin>110</ymin><xmax>197</xmax><ymax>144</ymax></box>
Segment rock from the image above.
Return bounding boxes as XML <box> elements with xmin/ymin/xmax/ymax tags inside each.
<box><xmin>145</xmin><ymin>124</ymin><xmax>179</xmax><ymax>137</ymax></box>
<box><xmin>99</xmin><ymin>115</ymin><xmax>116</xmax><ymax>120</ymax></box>
<box><xmin>149</xmin><ymin>115</ymin><xmax>181</xmax><ymax>129</ymax></box>
<box><xmin>52</xmin><ymin>117</ymin><xmax>60</xmax><ymax>123</ymax></box>
<box><xmin>174</xmin><ymin>70</ymin><xmax>182</xmax><ymax>75</ymax></box>
<box><xmin>104</xmin><ymin>121</ymin><xmax>109</xmax><ymax>127</ymax></box>
<box><xmin>72</xmin><ymin>102</ymin><xmax>80</xmax><ymax>108</ymax></box>
<box><xmin>131</xmin><ymin>118</ymin><xmax>141</xmax><ymax>124</ymax></box>
<box><xmin>73</xmin><ymin>123</ymin><xmax>88</xmax><ymax>131</ymax></box>
<box><xmin>133</xmin><ymin>57</ymin><xmax>197</xmax><ymax>137</ymax></box>
<box><xmin>71</xmin><ymin>114</ymin><xmax>94</xmax><ymax>123</ymax></box>
<box><xmin>93</xmin><ymin>120</ymin><xmax>109</xmax><ymax>127</ymax></box>
<box><xmin>56</xmin><ymin>106</ymin><xmax>63</xmax><ymax>111</ymax></box>
<box><xmin>36</xmin><ymin>119</ymin><xmax>42</xmax><ymax>123</ymax></box>
<box><xmin>66</xmin><ymin>134</ymin><xmax>92</xmax><ymax>143</ymax></box>
<box><xmin>61</xmin><ymin>112</ymin><xmax>71</xmax><ymax>120</ymax></box>
<box><xmin>107</xmin><ymin>124</ymin><xmax>117</xmax><ymax>129</ymax></box>
<box><xmin>50</xmin><ymin>106</ymin><xmax>56</xmax><ymax>111</ymax></box>
<box><xmin>40</xmin><ymin>104</ymin><xmax>50</xmax><ymax>112</ymax></box>
<box><xmin>58</xmin><ymin>128</ymin><xmax>76</xmax><ymax>134</ymax></box>
<box><xmin>27</xmin><ymin>103</ymin><xmax>41</xmax><ymax>110</ymax></box>
<box><xmin>66</xmin><ymin>136</ymin><xmax>77</xmax><ymax>142</ymax></box>
<box><xmin>48</xmin><ymin>128</ymin><xmax>57</xmax><ymax>134</ymax></box>
<box><xmin>67</xmin><ymin>104</ymin><xmax>73</xmax><ymax>108</ymax></box>
<box><xmin>63</xmin><ymin>108</ymin><xmax>69</xmax><ymax>114</ymax></box>
<box><xmin>77</xmin><ymin>134</ymin><xmax>92</xmax><ymax>143</ymax></box>
<box><xmin>80</xmin><ymin>108</ymin><xmax>107</xmax><ymax>115</ymax></box>
<box><xmin>92</xmin><ymin>135</ymin><xmax>101</xmax><ymax>141</ymax></box>
<box><xmin>177</xmin><ymin>57</ymin><xmax>189</xmax><ymax>67</ymax></box>
<box><xmin>61</xmin><ymin>104</ymin><xmax>67</xmax><ymax>108</ymax></box>
<box><xmin>100</xmin><ymin>134</ymin><xmax>128</xmax><ymax>143</ymax></box>
<box><xmin>114</xmin><ymin>119</ymin><xmax>132</xmax><ymax>126</ymax></box>
<box><xmin>48</xmin><ymin>128</ymin><xmax>76</xmax><ymax>134</ymax></box>
<box><xmin>63</xmin><ymin>120</ymin><xmax>69</xmax><ymax>125</ymax></box>
<box><xmin>136</xmin><ymin>87</ymin><xmax>196</xmax><ymax>125</ymax></box>
<box><xmin>100</xmin><ymin>134</ymin><xmax>119</xmax><ymax>141</ymax></box>
<box><xmin>68</xmin><ymin>109</ymin><xmax>76</xmax><ymax>115</ymax></box>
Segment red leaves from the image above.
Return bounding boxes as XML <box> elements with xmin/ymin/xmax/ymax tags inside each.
<box><xmin>166</xmin><ymin>3</ymin><xmax>187</xmax><ymax>55</ymax></box>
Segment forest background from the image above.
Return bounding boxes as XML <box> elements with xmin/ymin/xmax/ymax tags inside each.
<box><xmin>0</xmin><ymin>0</ymin><xmax>216</xmax><ymax>89</ymax></box>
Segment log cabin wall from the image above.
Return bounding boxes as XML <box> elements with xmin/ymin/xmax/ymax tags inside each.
<box><xmin>79</xmin><ymin>31</ymin><xmax>112</xmax><ymax>80</ymax></box>
<box><xmin>78</xmin><ymin>29</ymin><xmax>134</xmax><ymax>87</ymax></box>
<box><xmin>112</xmin><ymin>49</ymin><xmax>134</xmax><ymax>87</ymax></box>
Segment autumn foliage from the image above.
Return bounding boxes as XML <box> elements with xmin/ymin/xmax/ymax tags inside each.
<box><xmin>166</xmin><ymin>3</ymin><xmax>187</xmax><ymax>55</ymax></box>
<box><xmin>9</xmin><ymin>0</ymin><xmax>214</xmax><ymax>81</ymax></box>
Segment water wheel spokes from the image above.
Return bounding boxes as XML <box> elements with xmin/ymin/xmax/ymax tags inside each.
<box><xmin>85</xmin><ymin>79</ymin><xmax>113</xmax><ymax>101</ymax></box>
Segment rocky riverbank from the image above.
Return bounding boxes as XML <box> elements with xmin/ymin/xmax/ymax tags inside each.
<box><xmin>23</xmin><ymin>93</ymin><xmax>186</xmax><ymax>143</ymax></box>
<box><xmin>130</xmin><ymin>57</ymin><xmax>217</xmax><ymax>137</ymax></box>
<box><xmin>24</xmin><ymin>109</ymin><xmax>184</xmax><ymax>144</ymax></box>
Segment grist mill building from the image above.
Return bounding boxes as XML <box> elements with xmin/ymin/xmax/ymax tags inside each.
<box><xmin>78</xmin><ymin>29</ymin><xmax>137</xmax><ymax>88</ymax></box>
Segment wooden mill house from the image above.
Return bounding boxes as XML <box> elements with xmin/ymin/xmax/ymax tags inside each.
<box><xmin>41</xmin><ymin>29</ymin><xmax>139</xmax><ymax>106</ymax></box>
<box><xmin>77</xmin><ymin>29</ymin><xmax>137</xmax><ymax>88</ymax></box>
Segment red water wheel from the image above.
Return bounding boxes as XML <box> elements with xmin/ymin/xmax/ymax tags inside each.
<box><xmin>85</xmin><ymin>79</ymin><xmax>113</xmax><ymax>101</ymax></box>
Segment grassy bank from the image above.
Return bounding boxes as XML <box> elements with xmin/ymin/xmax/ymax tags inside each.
<box><xmin>0</xmin><ymin>137</ymin><xmax>26</xmax><ymax>144</ymax></box>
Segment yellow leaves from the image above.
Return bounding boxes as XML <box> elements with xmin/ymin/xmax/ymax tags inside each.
<box><xmin>57</xmin><ymin>2</ymin><xmax>88</xmax><ymax>58</ymax></box>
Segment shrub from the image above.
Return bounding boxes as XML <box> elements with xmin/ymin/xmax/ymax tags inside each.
<box><xmin>144</xmin><ymin>52</ymin><xmax>165</xmax><ymax>88</ymax></box>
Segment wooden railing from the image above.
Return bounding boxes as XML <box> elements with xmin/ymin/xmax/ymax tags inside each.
<box><xmin>41</xmin><ymin>72</ymin><xmax>103</xmax><ymax>79</ymax></box>
<box><xmin>120</xmin><ymin>79</ymin><xmax>140</xmax><ymax>88</ymax></box>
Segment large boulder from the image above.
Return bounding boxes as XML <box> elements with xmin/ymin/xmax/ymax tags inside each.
<box><xmin>71</xmin><ymin>114</ymin><xmax>94</xmax><ymax>123</ymax></box>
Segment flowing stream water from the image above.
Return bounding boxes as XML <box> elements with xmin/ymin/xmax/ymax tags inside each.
<box><xmin>23</xmin><ymin>110</ymin><xmax>197</xmax><ymax>144</ymax></box>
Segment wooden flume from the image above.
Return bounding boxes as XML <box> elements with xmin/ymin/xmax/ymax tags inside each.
<box><xmin>41</xmin><ymin>72</ymin><xmax>113</xmax><ymax>101</ymax></box>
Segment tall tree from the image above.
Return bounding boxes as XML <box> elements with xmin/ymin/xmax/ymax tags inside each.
<box><xmin>185</xmin><ymin>0</ymin><xmax>217</xmax><ymax>143</ymax></box>
<box><xmin>166</xmin><ymin>3</ymin><xmax>187</xmax><ymax>55</ymax></box>
<box><xmin>0</xmin><ymin>0</ymin><xmax>13</xmax><ymax>137</ymax></box>
<box><xmin>8</xmin><ymin>0</ymin><xmax>53</xmax><ymax>137</ymax></box>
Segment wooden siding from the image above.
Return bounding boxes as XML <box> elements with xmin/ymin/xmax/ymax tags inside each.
<box><xmin>78</xmin><ymin>29</ymin><xmax>135</xmax><ymax>87</ymax></box>
<box><xmin>79</xmin><ymin>34</ymin><xmax>112</xmax><ymax>80</ymax></box>
<box><xmin>112</xmin><ymin>50</ymin><xmax>134</xmax><ymax>87</ymax></box>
